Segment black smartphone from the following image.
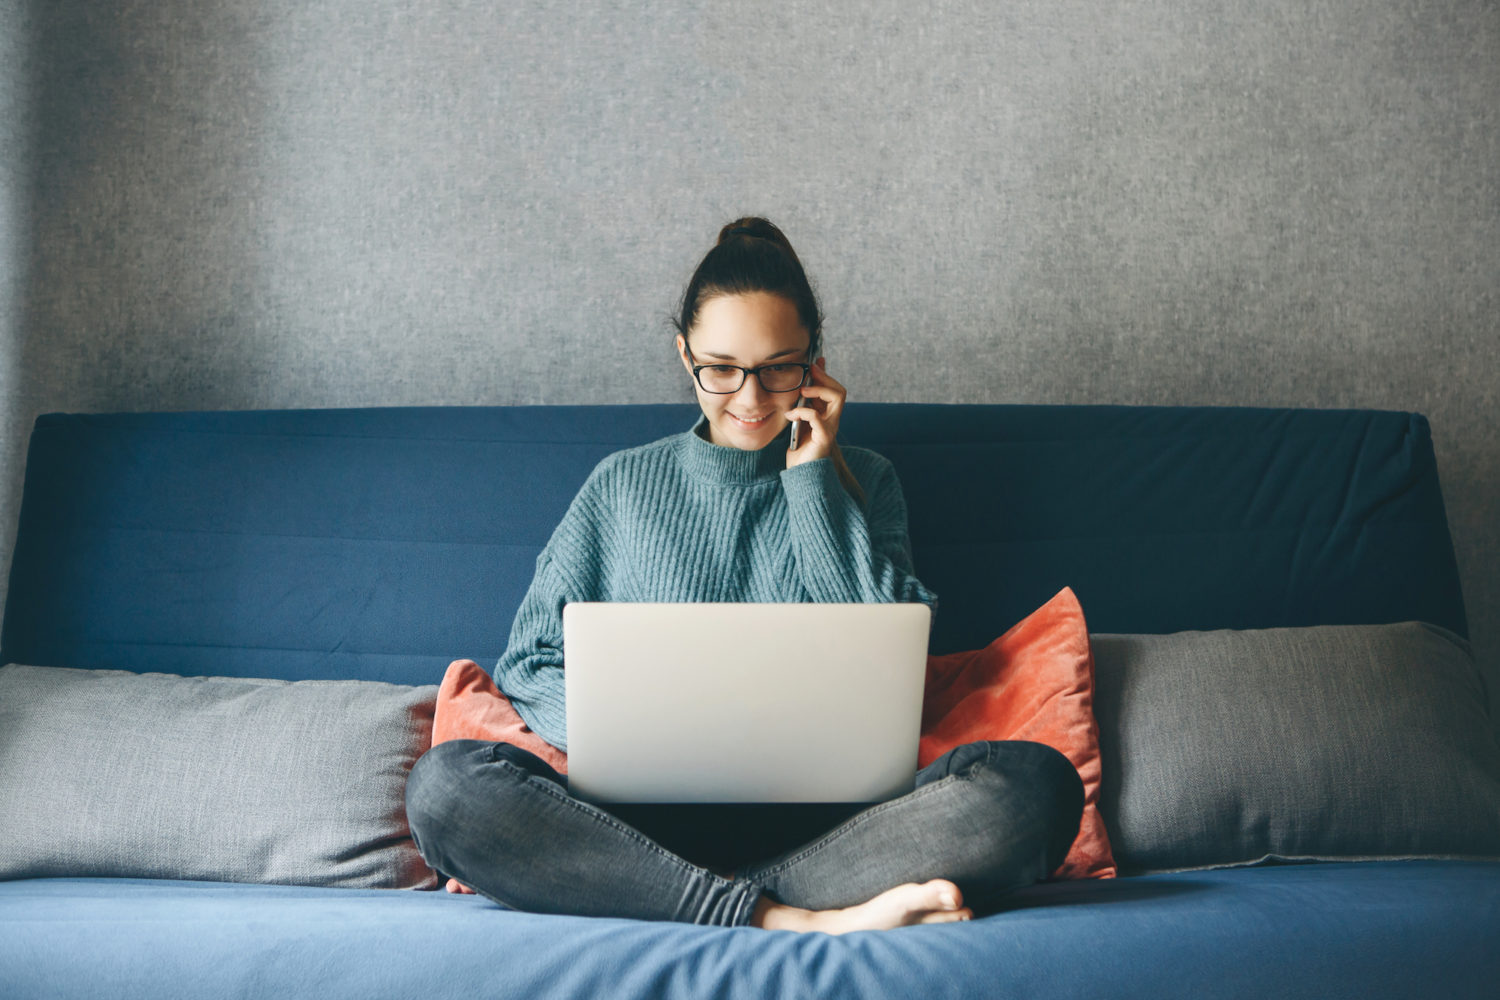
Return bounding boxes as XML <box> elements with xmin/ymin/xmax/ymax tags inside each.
<box><xmin>791</xmin><ymin>347</ymin><xmax>819</xmax><ymax>451</ymax></box>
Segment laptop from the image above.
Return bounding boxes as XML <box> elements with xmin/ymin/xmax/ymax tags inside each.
<box><xmin>562</xmin><ymin>601</ymin><xmax>931</xmax><ymax>806</ymax></box>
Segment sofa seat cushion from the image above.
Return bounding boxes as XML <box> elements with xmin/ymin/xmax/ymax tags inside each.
<box><xmin>3</xmin><ymin>861</ymin><xmax>1496</xmax><ymax>1000</ymax></box>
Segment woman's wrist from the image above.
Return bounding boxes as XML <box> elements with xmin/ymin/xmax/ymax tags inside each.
<box><xmin>782</xmin><ymin>447</ymin><xmax>863</xmax><ymax>506</ymax></box>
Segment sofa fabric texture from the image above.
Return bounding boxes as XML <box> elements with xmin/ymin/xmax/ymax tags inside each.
<box><xmin>4</xmin><ymin>862</ymin><xmax>1498</xmax><ymax>1000</ymax></box>
<box><xmin>0</xmin><ymin>664</ymin><xmax>439</xmax><ymax>888</ymax></box>
<box><xmin>1093</xmin><ymin>622</ymin><xmax>1500</xmax><ymax>873</ymax></box>
<box><xmin>0</xmin><ymin>404</ymin><xmax>1468</xmax><ymax>685</ymax></box>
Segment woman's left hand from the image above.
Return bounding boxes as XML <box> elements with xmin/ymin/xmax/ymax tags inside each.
<box><xmin>786</xmin><ymin>358</ymin><xmax>845</xmax><ymax>469</ymax></box>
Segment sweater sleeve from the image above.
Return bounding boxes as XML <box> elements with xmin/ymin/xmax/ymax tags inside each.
<box><xmin>491</xmin><ymin>460</ymin><xmax>617</xmax><ymax>753</ymax></box>
<box><xmin>490</xmin><ymin>550</ymin><xmax>574</xmax><ymax>752</ymax></box>
<box><xmin>779</xmin><ymin>453</ymin><xmax>940</xmax><ymax>627</ymax></box>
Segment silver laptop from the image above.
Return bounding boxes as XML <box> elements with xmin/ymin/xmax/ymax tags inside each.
<box><xmin>562</xmin><ymin>602</ymin><xmax>931</xmax><ymax>805</ymax></box>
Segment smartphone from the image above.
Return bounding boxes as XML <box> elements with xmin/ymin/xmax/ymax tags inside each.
<box><xmin>790</xmin><ymin>398</ymin><xmax>816</xmax><ymax>450</ymax></box>
<box><xmin>791</xmin><ymin>352</ymin><xmax>818</xmax><ymax>451</ymax></box>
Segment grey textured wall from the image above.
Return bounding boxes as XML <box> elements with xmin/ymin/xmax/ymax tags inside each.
<box><xmin>4</xmin><ymin>1</ymin><xmax>1497</xmax><ymax>711</ymax></box>
<box><xmin>1</xmin><ymin>0</ymin><xmax>26</xmax><ymax>589</ymax></box>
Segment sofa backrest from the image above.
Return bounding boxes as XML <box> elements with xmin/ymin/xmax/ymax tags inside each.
<box><xmin>1</xmin><ymin>403</ymin><xmax>1467</xmax><ymax>685</ymax></box>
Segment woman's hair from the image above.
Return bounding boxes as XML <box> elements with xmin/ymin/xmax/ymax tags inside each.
<box><xmin>672</xmin><ymin>217</ymin><xmax>823</xmax><ymax>358</ymax></box>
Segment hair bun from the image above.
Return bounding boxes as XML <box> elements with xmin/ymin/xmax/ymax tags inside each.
<box><xmin>717</xmin><ymin>217</ymin><xmax>781</xmax><ymax>246</ymax></box>
<box><xmin>677</xmin><ymin>215</ymin><xmax>823</xmax><ymax>350</ymax></box>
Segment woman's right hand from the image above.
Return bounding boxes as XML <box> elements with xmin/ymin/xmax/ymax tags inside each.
<box><xmin>785</xmin><ymin>358</ymin><xmax>846</xmax><ymax>469</ymax></box>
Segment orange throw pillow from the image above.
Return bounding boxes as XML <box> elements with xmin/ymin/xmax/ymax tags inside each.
<box><xmin>430</xmin><ymin>585</ymin><xmax>1114</xmax><ymax>883</ymax></box>
<box><xmin>920</xmin><ymin>586</ymin><xmax>1115</xmax><ymax>879</ymax></box>
<box><xmin>433</xmin><ymin>659</ymin><xmax>569</xmax><ymax>774</ymax></box>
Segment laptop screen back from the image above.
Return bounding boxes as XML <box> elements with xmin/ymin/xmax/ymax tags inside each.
<box><xmin>563</xmin><ymin>602</ymin><xmax>931</xmax><ymax>804</ymax></box>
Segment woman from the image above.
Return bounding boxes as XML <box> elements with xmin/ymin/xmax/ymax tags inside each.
<box><xmin>405</xmin><ymin>218</ymin><xmax>1084</xmax><ymax>932</ymax></box>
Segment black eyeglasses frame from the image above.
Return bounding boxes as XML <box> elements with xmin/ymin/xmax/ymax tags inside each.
<box><xmin>682</xmin><ymin>343</ymin><xmax>813</xmax><ymax>395</ymax></box>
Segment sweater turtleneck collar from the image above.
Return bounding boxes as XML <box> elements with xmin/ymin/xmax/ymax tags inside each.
<box><xmin>677</xmin><ymin>414</ymin><xmax>791</xmax><ymax>485</ymax></box>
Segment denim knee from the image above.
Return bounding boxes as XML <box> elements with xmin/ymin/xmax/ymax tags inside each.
<box><xmin>944</xmin><ymin>740</ymin><xmax>1084</xmax><ymax>871</ymax></box>
<box><xmin>404</xmin><ymin>739</ymin><xmax>475</xmax><ymax>858</ymax></box>
<box><xmin>987</xmin><ymin>742</ymin><xmax>1084</xmax><ymax>866</ymax></box>
<box><xmin>404</xmin><ymin>740</ymin><xmax>567</xmax><ymax>862</ymax></box>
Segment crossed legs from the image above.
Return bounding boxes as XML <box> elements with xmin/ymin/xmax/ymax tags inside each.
<box><xmin>405</xmin><ymin>738</ymin><xmax>1083</xmax><ymax>929</ymax></box>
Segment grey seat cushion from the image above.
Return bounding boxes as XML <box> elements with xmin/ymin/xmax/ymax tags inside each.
<box><xmin>1091</xmin><ymin>622</ymin><xmax>1500</xmax><ymax>874</ymax></box>
<box><xmin>0</xmin><ymin>664</ymin><xmax>439</xmax><ymax>888</ymax></box>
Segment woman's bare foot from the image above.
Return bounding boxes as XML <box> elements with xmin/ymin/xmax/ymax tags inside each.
<box><xmin>749</xmin><ymin>879</ymin><xmax>973</xmax><ymax>933</ymax></box>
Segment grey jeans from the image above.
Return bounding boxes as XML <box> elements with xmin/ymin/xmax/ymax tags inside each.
<box><xmin>405</xmin><ymin>738</ymin><xmax>1083</xmax><ymax>927</ymax></box>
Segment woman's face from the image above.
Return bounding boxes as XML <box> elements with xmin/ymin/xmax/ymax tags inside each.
<box><xmin>677</xmin><ymin>291</ymin><xmax>816</xmax><ymax>451</ymax></box>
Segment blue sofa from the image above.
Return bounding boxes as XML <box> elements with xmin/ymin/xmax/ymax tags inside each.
<box><xmin>3</xmin><ymin>403</ymin><xmax>1498</xmax><ymax>999</ymax></box>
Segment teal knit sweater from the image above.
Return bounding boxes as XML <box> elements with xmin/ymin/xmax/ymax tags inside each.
<box><xmin>493</xmin><ymin>414</ymin><xmax>939</xmax><ymax>752</ymax></box>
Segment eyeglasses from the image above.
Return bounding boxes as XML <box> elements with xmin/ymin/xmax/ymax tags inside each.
<box><xmin>684</xmin><ymin>344</ymin><xmax>811</xmax><ymax>394</ymax></box>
